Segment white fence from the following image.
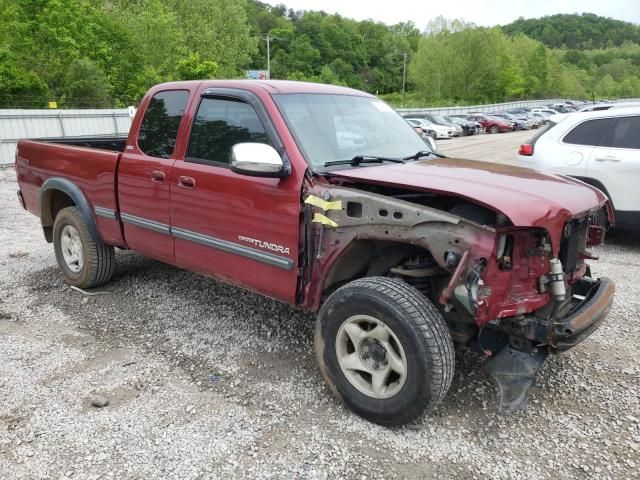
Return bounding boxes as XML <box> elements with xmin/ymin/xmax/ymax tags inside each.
<box><xmin>396</xmin><ymin>99</ymin><xmax>569</xmax><ymax>117</ymax></box>
<box><xmin>0</xmin><ymin>109</ymin><xmax>133</xmax><ymax>167</ymax></box>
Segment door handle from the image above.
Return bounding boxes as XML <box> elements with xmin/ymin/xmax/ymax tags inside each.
<box><xmin>151</xmin><ymin>170</ymin><xmax>165</xmax><ymax>182</ymax></box>
<box><xmin>178</xmin><ymin>176</ymin><xmax>196</xmax><ymax>189</ymax></box>
<box><xmin>595</xmin><ymin>156</ymin><xmax>621</xmax><ymax>162</ymax></box>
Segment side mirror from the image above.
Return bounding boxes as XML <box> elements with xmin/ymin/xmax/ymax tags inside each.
<box><xmin>230</xmin><ymin>143</ymin><xmax>287</xmax><ymax>178</ymax></box>
<box><xmin>424</xmin><ymin>136</ymin><xmax>438</xmax><ymax>152</ymax></box>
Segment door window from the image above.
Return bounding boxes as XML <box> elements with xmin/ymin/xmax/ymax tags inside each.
<box><xmin>186</xmin><ymin>97</ymin><xmax>271</xmax><ymax>165</ymax></box>
<box><xmin>563</xmin><ymin>118</ymin><xmax>614</xmax><ymax>146</ymax></box>
<box><xmin>605</xmin><ymin>116</ymin><xmax>640</xmax><ymax>149</ymax></box>
<box><xmin>137</xmin><ymin>90</ymin><xmax>190</xmax><ymax>158</ymax></box>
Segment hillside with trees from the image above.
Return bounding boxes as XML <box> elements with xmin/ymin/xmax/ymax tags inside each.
<box><xmin>406</xmin><ymin>16</ymin><xmax>640</xmax><ymax>105</ymax></box>
<box><xmin>502</xmin><ymin>13</ymin><xmax>640</xmax><ymax>50</ymax></box>
<box><xmin>0</xmin><ymin>1</ymin><xmax>638</xmax><ymax>108</ymax></box>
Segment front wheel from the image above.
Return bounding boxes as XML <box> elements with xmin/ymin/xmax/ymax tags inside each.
<box><xmin>490</xmin><ymin>125</ymin><xmax>499</xmax><ymax>134</ymax></box>
<box><xmin>314</xmin><ymin>277</ymin><xmax>455</xmax><ymax>425</ymax></box>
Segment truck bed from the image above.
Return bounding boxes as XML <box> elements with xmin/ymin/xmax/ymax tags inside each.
<box><xmin>36</xmin><ymin>135</ymin><xmax>128</xmax><ymax>152</ymax></box>
<box><xmin>15</xmin><ymin>137</ymin><xmax>126</xmax><ymax>247</ymax></box>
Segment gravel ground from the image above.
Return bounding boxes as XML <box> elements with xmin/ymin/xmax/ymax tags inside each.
<box><xmin>1</xmin><ymin>162</ymin><xmax>639</xmax><ymax>479</ymax></box>
<box><xmin>437</xmin><ymin>130</ymin><xmax>532</xmax><ymax>165</ymax></box>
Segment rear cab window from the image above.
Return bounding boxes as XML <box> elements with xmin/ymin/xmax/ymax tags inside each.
<box><xmin>137</xmin><ymin>90</ymin><xmax>190</xmax><ymax>158</ymax></box>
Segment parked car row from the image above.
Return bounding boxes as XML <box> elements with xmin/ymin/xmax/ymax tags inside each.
<box><xmin>403</xmin><ymin>100</ymin><xmax>627</xmax><ymax>139</ymax></box>
<box><xmin>404</xmin><ymin>113</ymin><xmax>485</xmax><ymax>138</ymax></box>
<box><xmin>404</xmin><ymin>108</ymin><xmax>547</xmax><ymax>138</ymax></box>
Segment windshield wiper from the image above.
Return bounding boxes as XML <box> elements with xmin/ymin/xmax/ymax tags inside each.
<box><xmin>324</xmin><ymin>155</ymin><xmax>405</xmax><ymax>167</ymax></box>
<box><xmin>403</xmin><ymin>150</ymin><xmax>447</xmax><ymax>161</ymax></box>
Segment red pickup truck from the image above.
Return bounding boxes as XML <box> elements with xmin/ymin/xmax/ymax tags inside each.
<box><xmin>15</xmin><ymin>80</ymin><xmax>615</xmax><ymax>425</ymax></box>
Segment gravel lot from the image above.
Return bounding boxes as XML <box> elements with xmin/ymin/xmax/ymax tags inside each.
<box><xmin>1</xmin><ymin>137</ymin><xmax>639</xmax><ymax>479</ymax></box>
<box><xmin>437</xmin><ymin>130</ymin><xmax>532</xmax><ymax>165</ymax></box>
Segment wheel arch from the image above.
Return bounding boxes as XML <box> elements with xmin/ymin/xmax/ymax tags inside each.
<box><xmin>322</xmin><ymin>239</ymin><xmax>436</xmax><ymax>296</ymax></box>
<box><xmin>40</xmin><ymin>178</ymin><xmax>99</xmax><ymax>243</ymax></box>
<box><xmin>569</xmin><ymin>176</ymin><xmax>613</xmax><ymax>208</ymax></box>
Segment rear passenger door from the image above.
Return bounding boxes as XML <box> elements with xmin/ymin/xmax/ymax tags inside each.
<box><xmin>586</xmin><ymin>115</ymin><xmax>640</xmax><ymax>214</ymax></box>
<box><xmin>118</xmin><ymin>89</ymin><xmax>191</xmax><ymax>264</ymax></box>
<box><xmin>556</xmin><ymin>117</ymin><xmax>616</xmax><ymax>177</ymax></box>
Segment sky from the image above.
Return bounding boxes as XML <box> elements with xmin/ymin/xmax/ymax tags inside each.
<box><xmin>262</xmin><ymin>0</ymin><xmax>640</xmax><ymax>28</ymax></box>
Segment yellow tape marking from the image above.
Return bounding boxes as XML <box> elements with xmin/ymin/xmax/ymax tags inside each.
<box><xmin>312</xmin><ymin>213</ymin><xmax>338</xmax><ymax>228</ymax></box>
<box><xmin>304</xmin><ymin>195</ymin><xmax>342</xmax><ymax>211</ymax></box>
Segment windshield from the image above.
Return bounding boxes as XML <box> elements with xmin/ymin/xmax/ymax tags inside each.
<box><xmin>274</xmin><ymin>94</ymin><xmax>428</xmax><ymax>170</ymax></box>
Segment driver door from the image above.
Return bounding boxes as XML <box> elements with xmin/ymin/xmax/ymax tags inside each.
<box><xmin>169</xmin><ymin>90</ymin><xmax>302</xmax><ymax>303</ymax></box>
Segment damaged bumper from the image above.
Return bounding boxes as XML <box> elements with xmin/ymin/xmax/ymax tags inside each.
<box><xmin>491</xmin><ymin>276</ymin><xmax>616</xmax><ymax>352</ymax></box>
<box><xmin>484</xmin><ymin>276</ymin><xmax>615</xmax><ymax>412</ymax></box>
<box><xmin>553</xmin><ymin>277</ymin><xmax>615</xmax><ymax>351</ymax></box>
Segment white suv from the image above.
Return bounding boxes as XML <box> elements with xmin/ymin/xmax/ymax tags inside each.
<box><xmin>517</xmin><ymin>108</ymin><xmax>640</xmax><ymax>231</ymax></box>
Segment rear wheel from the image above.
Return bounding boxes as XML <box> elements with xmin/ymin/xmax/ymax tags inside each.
<box><xmin>314</xmin><ymin>277</ymin><xmax>455</xmax><ymax>425</ymax></box>
<box><xmin>53</xmin><ymin>206</ymin><xmax>115</xmax><ymax>288</ymax></box>
<box><xmin>490</xmin><ymin>125</ymin><xmax>499</xmax><ymax>134</ymax></box>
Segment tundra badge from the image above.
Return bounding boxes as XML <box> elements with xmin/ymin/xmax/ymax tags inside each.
<box><xmin>238</xmin><ymin>236</ymin><xmax>290</xmax><ymax>255</ymax></box>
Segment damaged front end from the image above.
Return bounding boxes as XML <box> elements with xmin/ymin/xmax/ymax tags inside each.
<box><xmin>439</xmin><ymin>211</ymin><xmax>615</xmax><ymax>412</ymax></box>
<box><xmin>302</xmin><ymin>180</ymin><xmax>615</xmax><ymax>413</ymax></box>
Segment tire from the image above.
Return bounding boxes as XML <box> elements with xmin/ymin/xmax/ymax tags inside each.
<box><xmin>314</xmin><ymin>277</ymin><xmax>455</xmax><ymax>426</ymax></box>
<box><xmin>490</xmin><ymin>125</ymin><xmax>499</xmax><ymax>134</ymax></box>
<box><xmin>53</xmin><ymin>206</ymin><xmax>115</xmax><ymax>288</ymax></box>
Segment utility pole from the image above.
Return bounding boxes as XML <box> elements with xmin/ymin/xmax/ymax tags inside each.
<box><xmin>402</xmin><ymin>52</ymin><xmax>407</xmax><ymax>93</ymax></box>
<box><xmin>266</xmin><ymin>33</ymin><xmax>271</xmax><ymax>80</ymax></box>
<box><xmin>264</xmin><ymin>33</ymin><xmax>281</xmax><ymax>79</ymax></box>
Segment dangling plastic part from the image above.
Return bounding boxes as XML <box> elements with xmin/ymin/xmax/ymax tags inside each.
<box><xmin>483</xmin><ymin>345</ymin><xmax>549</xmax><ymax>413</ymax></box>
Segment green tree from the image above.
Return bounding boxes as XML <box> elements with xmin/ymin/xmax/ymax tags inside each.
<box><xmin>170</xmin><ymin>0</ymin><xmax>257</xmax><ymax>77</ymax></box>
<box><xmin>0</xmin><ymin>0</ymin><xmax>119</xmax><ymax>98</ymax></box>
<box><xmin>176</xmin><ymin>53</ymin><xmax>219</xmax><ymax>81</ymax></box>
<box><xmin>410</xmin><ymin>26</ymin><xmax>520</xmax><ymax>103</ymax></box>
<box><xmin>564</xmin><ymin>50</ymin><xmax>591</xmax><ymax>70</ymax></box>
<box><xmin>0</xmin><ymin>50</ymin><xmax>49</xmax><ymax>107</ymax></box>
<box><xmin>61</xmin><ymin>58</ymin><xmax>112</xmax><ymax>108</ymax></box>
<box><xmin>503</xmin><ymin>13</ymin><xmax>640</xmax><ymax>49</ymax></box>
<box><xmin>616</xmin><ymin>78</ymin><xmax>637</xmax><ymax>98</ymax></box>
<box><xmin>1</xmin><ymin>1</ymin><xmax>639</xmax><ymax>109</ymax></box>
<box><xmin>595</xmin><ymin>74</ymin><xmax>618</xmax><ymax>97</ymax></box>
<box><xmin>511</xmin><ymin>34</ymin><xmax>549</xmax><ymax>96</ymax></box>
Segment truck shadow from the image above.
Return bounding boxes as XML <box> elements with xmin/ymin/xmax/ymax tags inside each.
<box><xmin>605</xmin><ymin>228</ymin><xmax>640</xmax><ymax>247</ymax></box>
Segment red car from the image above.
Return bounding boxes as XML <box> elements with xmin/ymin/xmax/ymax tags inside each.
<box><xmin>467</xmin><ymin>113</ymin><xmax>514</xmax><ymax>133</ymax></box>
<box><xmin>15</xmin><ymin>80</ymin><xmax>614</xmax><ymax>425</ymax></box>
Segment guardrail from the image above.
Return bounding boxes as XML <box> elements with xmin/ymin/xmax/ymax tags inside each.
<box><xmin>0</xmin><ymin>109</ymin><xmax>133</xmax><ymax>167</ymax></box>
<box><xmin>397</xmin><ymin>98</ymin><xmax>640</xmax><ymax>116</ymax></box>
